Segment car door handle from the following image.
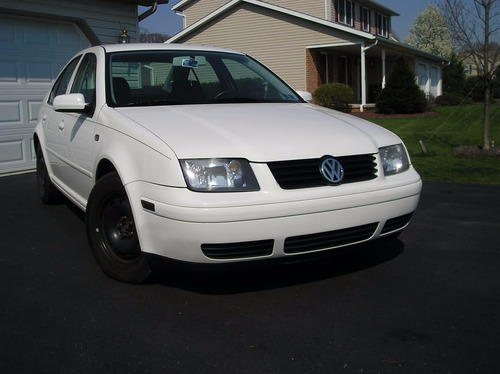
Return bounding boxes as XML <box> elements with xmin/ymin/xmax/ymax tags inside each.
<box><xmin>58</xmin><ymin>120</ymin><xmax>65</xmax><ymax>131</ymax></box>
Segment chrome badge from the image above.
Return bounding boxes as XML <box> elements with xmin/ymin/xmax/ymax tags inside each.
<box><xmin>320</xmin><ymin>157</ymin><xmax>344</xmax><ymax>184</ymax></box>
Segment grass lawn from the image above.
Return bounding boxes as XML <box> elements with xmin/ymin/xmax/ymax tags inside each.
<box><xmin>361</xmin><ymin>105</ymin><xmax>500</xmax><ymax>185</ymax></box>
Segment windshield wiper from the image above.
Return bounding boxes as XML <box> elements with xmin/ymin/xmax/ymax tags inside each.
<box><xmin>121</xmin><ymin>99</ymin><xmax>189</xmax><ymax>107</ymax></box>
<box><xmin>213</xmin><ymin>97</ymin><xmax>267</xmax><ymax>103</ymax></box>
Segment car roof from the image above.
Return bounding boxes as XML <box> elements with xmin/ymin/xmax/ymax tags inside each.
<box><xmin>97</xmin><ymin>43</ymin><xmax>244</xmax><ymax>55</ymax></box>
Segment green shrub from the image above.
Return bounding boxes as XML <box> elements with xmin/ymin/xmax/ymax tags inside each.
<box><xmin>464</xmin><ymin>76</ymin><xmax>484</xmax><ymax>102</ymax></box>
<box><xmin>435</xmin><ymin>92</ymin><xmax>466</xmax><ymax>106</ymax></box>
<box><xmin>313</xmin><ymin>83</ymin><xmax>354</xmax><ymax>112</ymax></box>
<box><xmin>443</xmin><ymin>53</ymin><xmax>466</xmax><ymax>94</ymax></box>
<box><xmin>376</xmin><ymin>55</ymin><xmax>428</xmax><ymax>114</ymax></box>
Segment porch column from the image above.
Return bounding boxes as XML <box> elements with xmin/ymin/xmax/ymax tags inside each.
<box><xmin>381</xmin><ymin>48</ymin><xmax>386</xmax><ymax>89</ymax></box>
<box><xmin>360</xmin><ymin>43</ymin><xmax>367</xmax><ymax>112</ymax></box>
<box><xmin>360</xmin><ymin>40</ymin><xmax>378</xmax><ymax>112</ymax></box>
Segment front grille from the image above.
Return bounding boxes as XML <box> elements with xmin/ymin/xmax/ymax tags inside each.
<box><xmin>201</xmin><ymin>239</ymin><xmax>274</xmax><ymax>259</ymax></box>
<box><xmin>267</xmin><ymin>154</ymin><xmax>377</xmax><ymax>189</ymax></box>
<box><xmin>284</xmin><ymin>223</ymin><xmax>378</xmax><ymax>254</ymax></box>
<box><xmin>381</xmin><ymin>213</ymin><xmax>413</xmax><ymax>234</ymax></box>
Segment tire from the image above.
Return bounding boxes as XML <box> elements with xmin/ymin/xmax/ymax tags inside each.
<box><xmin>36</xmin><ymin>145</ymin><xmax>61</xmax><ymax>204</ymax></box>
<box><xmin>85</xmin><ymin>172</ymin><xmax>152</xmax><ymax>283</ymax></box>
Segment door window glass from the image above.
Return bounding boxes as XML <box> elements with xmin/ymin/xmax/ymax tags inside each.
<box><xmin>71</xmin><ymin>53</ymin><xmax>97</xmax><ymax>108</ymax></box>
<box><xmin>48</xmin><ymin>56</ymin><xmax>81</xmax><ymax>105</ymax></box>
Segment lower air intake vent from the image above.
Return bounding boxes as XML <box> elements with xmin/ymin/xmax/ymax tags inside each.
<box><xmin>381</xmin><ymin>213</ymin><xmax>414</xmax><ymax>234</ymax></box>
<box><xmin>201</xmin><ymin>240</ymin><xmax>274</xmax><ymax>259</ymax></box>
<box><xmin>284</xmin><ymin>223</ymin><xmax>378</xmax><ymax>254</ymax></box>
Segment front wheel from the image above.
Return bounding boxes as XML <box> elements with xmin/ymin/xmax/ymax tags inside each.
<box><xmin>86</xmin><ymin>172</ymin><xmax>151</xmax><ymax>283</ymax></box>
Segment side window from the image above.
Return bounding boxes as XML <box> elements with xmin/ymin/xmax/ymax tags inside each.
<box><xmin>48</xmin><ymin>56</ymin><xmax>81</xmax><ymax>105</ymax></box>
<box><xmin>71</xmin><ymin>53</ymin><xmax>97</xmax><ymax>107</ymax></box>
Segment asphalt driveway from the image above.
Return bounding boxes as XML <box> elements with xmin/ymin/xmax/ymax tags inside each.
<box><xmin>1</xmin><ymin>172</ymin><xmax>499</xmax><ymax>373</ymax></box>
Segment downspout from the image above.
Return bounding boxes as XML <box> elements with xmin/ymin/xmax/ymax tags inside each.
<box><xmin>139</xmin><ymin>1</ymin><xmax>160</xmax><ymax>22</ymax></box>
<box><xmin>176</xmin><ymin>11</ymin><xmax>187</xmax><ymax>30</ymax></box>
<box><xmin>360</xmin><ymin>40</ymin><xmax>378</xmax><ymax>112</ymax></box>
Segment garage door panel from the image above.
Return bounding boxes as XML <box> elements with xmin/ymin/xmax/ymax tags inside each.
<box><xmin>28</xmin><ymin>100</ymin><xmax>43</xmax><ymax>123</ymax></box>
<box><xmin>0</xmin><ymin>61</ymin><xmax>19</xmax><ymax>83</ymax></box>
<box><xmin>26</xmin><ymin>62</ymin><xmax>53</xmax><ymax>83</ymax></box>
<box><xmin>0</xmin><ymin>134</ymin><xmax>35</xmax><ymax>172</ymax></box>
<box><xmin>0</xmin><ymin>18</ymin><xmax>16</xmax><ymax>45</ymax></box>
<box><xmin>1</xmin><ymin>93</ymin><xmax>46</xmax><ymax>129</ymax></box>
<box><xmin>0</xmin><ymin>139</ymin><xmax>24</xmax><ymax>163</ymax></box>
<box><xmin>0</xmin><ymin>101</ymin><xmax>22</xmax><ymax>125</ymax></box>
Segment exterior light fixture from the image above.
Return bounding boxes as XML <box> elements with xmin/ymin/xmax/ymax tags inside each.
<box><xmin>119</xmin><ymin>28</ymin><xmax>130</xmax><ymax>44</ymax></box>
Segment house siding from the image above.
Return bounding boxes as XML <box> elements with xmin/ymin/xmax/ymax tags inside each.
<box><xmin>175</xmin><ymin>3</ymin><xmax>360</xmax><ymax>91</ymax></box>
<box><xmin>179</xmin><ymin>0</ymin><xmax>328</xmax><ymax>28</ymax></box>
<box><xmin>0</xmin><ymin>0</ymin><xmax>140</xmax><ymax>43</ymax></box>
<box><xmin>264</xmin><ymin>0</ymin><xmax>327</xmax><ymax>19</ymax></box>
<box><xmin>180</xmin><ymin>0</ymin><xmax>229</xmax><ymax>28</ymax></box>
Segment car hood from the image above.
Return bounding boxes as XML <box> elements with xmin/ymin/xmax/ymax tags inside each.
<box><xmin>113</xmin><ymin>103</ymin><xmax>397</xmax><ymax>161</ymax></box>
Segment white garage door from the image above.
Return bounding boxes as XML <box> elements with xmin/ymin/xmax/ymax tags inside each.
<box><xmin>0</xmin><ymin>14</ymin><xmax>90</xmax><ymax>174</ymax></box>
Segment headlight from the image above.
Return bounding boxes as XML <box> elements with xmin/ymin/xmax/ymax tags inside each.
<box><xmin>180</xmin><ymin>158</ymin><xmax>260</xmax><ymax>192</ymax></box>
<box><xmin>379</xmin><ymin>144</ymin><xmax>410</xmax><ymax>175</ymax></box>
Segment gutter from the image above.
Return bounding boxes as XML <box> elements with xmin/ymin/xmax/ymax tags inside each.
<box><xmin>139</xmin><ymin>1</ymin><xmax>169</xmax><ymax>22</ymax></box>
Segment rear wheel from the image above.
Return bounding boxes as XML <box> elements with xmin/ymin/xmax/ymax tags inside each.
<box><xmin>36</xmin><ymin>145</ymin><xmax>61</xmax><ymax>204</ymax></box>
<box><xmin>86</xmin><ymin>172</ymin><xmax>151</xmax><ymax>283</ymax></box>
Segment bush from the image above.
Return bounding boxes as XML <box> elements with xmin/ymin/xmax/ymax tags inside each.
<box><xmin>435</xmin><ymin>92</ymin><xmax>467</xmax><ymax>106</ymax></box>
<box><xmin>313</xmin><ymin>83</ymin><xmax>354</xmax><ymax>112</ymax></box>
<box><xmin>464</xmin><ymin>76</ymin><xmax>484</xmax><ymax>102</ymax></box>
<box><xmin>443</xmin><ymin>53</ymin><xmax>466</xmax><ymax>94</ymax></box>
<box><xmin>376</xmin><ymin>55</ymin><xmax>428</xmax><ymax>114</ymax></box>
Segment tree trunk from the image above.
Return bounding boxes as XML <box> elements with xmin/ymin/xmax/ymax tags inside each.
<box><xmin>483</xmin><ymin>83</ymin><xmax>491</xmax><ymax>150</ymax></box>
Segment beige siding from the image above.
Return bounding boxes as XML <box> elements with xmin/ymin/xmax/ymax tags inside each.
<box><xmin>264</xmin><ymin>0</ymin><xmax>327</xmax><ymax>19</ymax></box>
<box><xmin>180</xmin><ymin>0</ymin><xmax>328</xmax><ymax>27</ymax></box>
<box><xmin>0</xmin><ymin>0</ymin><xmax>139</xmax><ymax>44</ymax></box>
<box><xmin>182</xmin><ymin>0</ymin><xmax>230</xmax><ymax>27</ymax></box>
<box><xmin>176</xmin><ymin>4</ymin><xmax>359</xmax><ymax>91</ymax></box>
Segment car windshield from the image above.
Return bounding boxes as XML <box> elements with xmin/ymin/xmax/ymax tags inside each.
<box><xmin>107</xmin><ymin>50</ymin><xmax>302</xmax><ymax>107</ymax></box>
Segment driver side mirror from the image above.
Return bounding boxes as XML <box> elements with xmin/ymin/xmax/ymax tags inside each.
<box><xmin>53</xmin><ymin>93</ymin><xmax>90</xmax><ymax>113</ymax></box>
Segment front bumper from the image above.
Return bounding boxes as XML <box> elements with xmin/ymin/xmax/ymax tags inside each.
<box><xmin>126</xmin><ymin>170</ymin><xmax>422</xmax><ymax>264</ymax></box>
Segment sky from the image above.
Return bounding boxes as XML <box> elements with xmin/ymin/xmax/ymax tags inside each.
<box><xmin>138</xmin><ymin>0</ymin><xmax>436</xmax><ymax>41</ymax></box>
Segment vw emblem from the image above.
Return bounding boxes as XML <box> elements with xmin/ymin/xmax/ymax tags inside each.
<box><xmin>320</xmin><ymin>157</ymin><xmax>344</xmax><ymax>184</ymax></box>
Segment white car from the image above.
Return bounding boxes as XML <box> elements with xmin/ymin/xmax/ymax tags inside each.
<box><xmin>34</xmin><ymin>43</ymin><xmax>421</xmax><ymax>283</ymax></box>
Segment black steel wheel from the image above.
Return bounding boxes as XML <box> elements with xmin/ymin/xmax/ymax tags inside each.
<box><xmin>86</xmin><ymin>172</ymin><xmax>151</xmax><ymax>283</ymax></box>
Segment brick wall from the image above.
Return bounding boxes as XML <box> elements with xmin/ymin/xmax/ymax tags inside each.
<box><xmin>305</xmin><ymin>49</ymin><xmax>321</xmax><ymax>94</ymax></box>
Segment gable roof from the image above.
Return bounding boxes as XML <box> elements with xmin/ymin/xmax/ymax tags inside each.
<box><xmin>169</xmin><ymin>0</ymin><xmax>377</xmax><ymax>42</ymax></box>
<box><xmin>173</xmin><ymin>0</ymin><xmax>399</xmax><ymax>15</ymax></box>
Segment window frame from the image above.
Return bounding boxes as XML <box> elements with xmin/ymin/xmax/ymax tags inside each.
<box><xmin>336</xmin><ymin>0</ymin><xmax>353</xmax><ymax>26</ymax></box>
<box><xmin>377</xmin><ymin>13</ymin><xmax>388</xmax><ymax>37</ymax></box>
<box><xmin>361</xmin><ymin>6</ymin><xmax>370</xmax><ymax>32</ymax></box>
<box><xmin>70</xmin><ymin>53</ymin><xmax>97</xmax><ymax>115</ymax></box>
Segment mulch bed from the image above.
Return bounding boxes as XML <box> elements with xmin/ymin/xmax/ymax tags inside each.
<box><xmin>450</xmin><ymin>145</ymin><xmax>500</xmax><ymax>159</ymax></box>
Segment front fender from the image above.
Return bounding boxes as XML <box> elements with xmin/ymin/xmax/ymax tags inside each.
<box><xmin>92</xmin><ymin>124</ymin><xmax>186</xmax><ymax>189</ymax></box>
